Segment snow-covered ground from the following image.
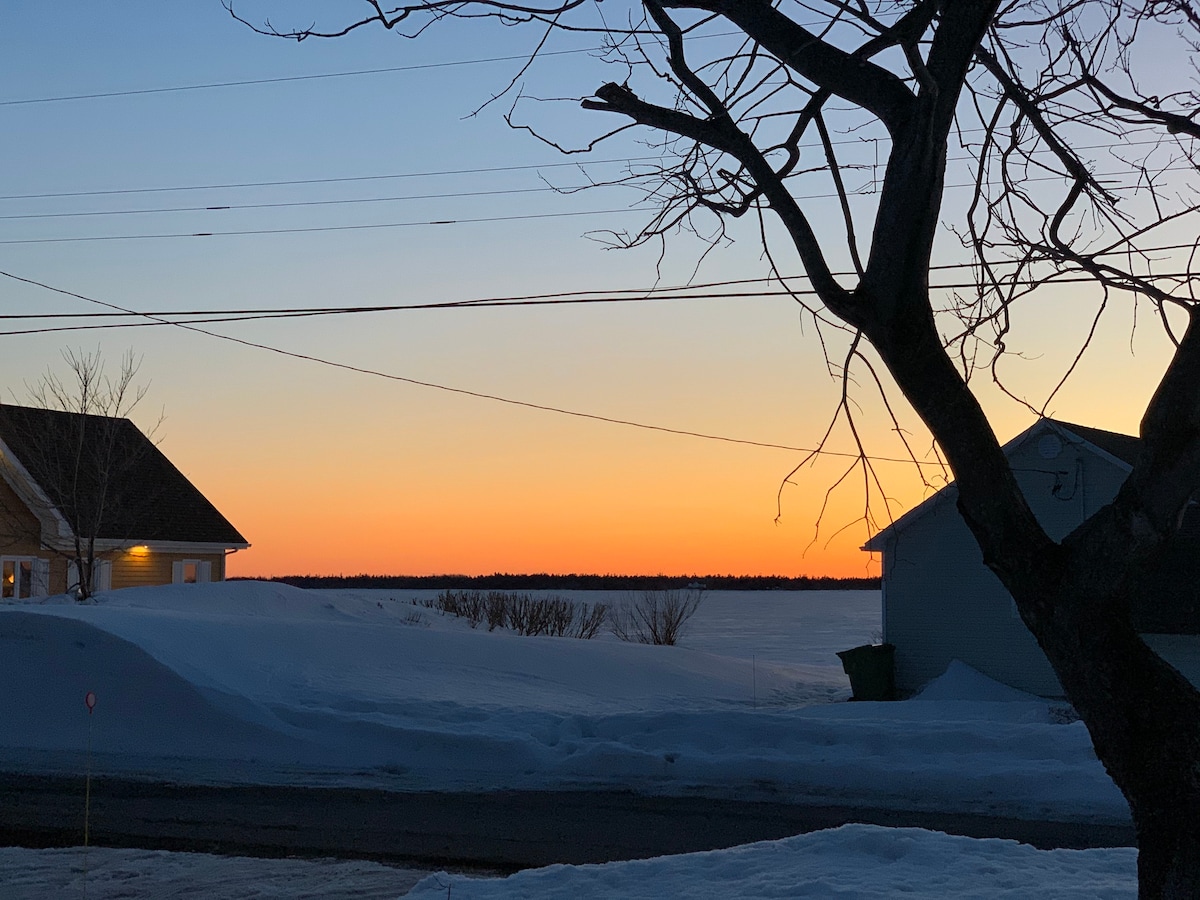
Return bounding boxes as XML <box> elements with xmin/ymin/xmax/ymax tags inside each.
<box><xmin>0</xmin><ymin>582</ymin><xmax>1125</xmax><ymax>817</ymax></box>
<box><xmin>0</xmin><ymin>581</ymin><xmax>1138</xmax><ymax>897</ymax></box>
<box><xmin>2</xmin><ymin>825</ymin><xmax>1137</xmax><ymax>899</ymax></box>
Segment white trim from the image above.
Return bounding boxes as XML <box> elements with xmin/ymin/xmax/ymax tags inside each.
<box><xmin>134</xmin><ymin>540</ymin><xmax>250</xmax><ymax>552</ymax></box>
<box><xmin>32</xmin><ymin>558</ymin><xmax>49</xmax><ymax>597</ymax></box>
<box><xmin>0</xmin><ymin>436</ymin><xmax>73</xmax><ymax>542</ymax></box>
<box><xmin>173</xmin><ymin>558</ymin><xmax>211</xmax><ymax>585</ymax></box>
<box><xmin>1044</xmin><ymin>420</ymin><xmax>1135</xmax><ymax>474</ymax></box>
<box><xmin>0</xmin><ymin>555</ymin><xmax>47</xmax><ymax>599</ymax></box>
<box><xmin>45</xmin><ymin>538</ymin><xmax>249</xmax><ymax>554</ymax></box>
<box><xmin>67</xmin><ymin>558</ymin><xmax>112</xmax><ymax>595</ymax></box>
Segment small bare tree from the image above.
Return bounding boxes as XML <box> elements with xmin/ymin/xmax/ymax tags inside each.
<box><xmin>15</xmin><ymin>348</ymin><xmax>158</xmax><ymax>600</ymax></box>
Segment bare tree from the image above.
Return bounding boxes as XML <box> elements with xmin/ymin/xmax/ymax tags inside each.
<box><xmin>16</xmin><ymin>348</ymin><xmax>158</xmax><ymax>600</ymax></box>
<box><xmin>231</xmin><ymin>2</ymin><xmax>1200</xmax><ymax>893</ymax></box>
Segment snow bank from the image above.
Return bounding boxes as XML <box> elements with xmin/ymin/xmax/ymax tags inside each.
<box><xmin>0</xmin><ymin>826</ymin><xmax>1137</xmax><ymax>899</ymax></box>
<box><xmin>916</xmin><ymin>660</ymin><xmax>1046</xmax><ymax>703</ymax></box>
<box><xmin>406</xmin><ymin>825</ymin><xmax>1137</xmax><ymax>899</ymax></box>
<box><xmin>0</xmin><ymin>844</ymin><xmax>427</xmax><ymax>900</ymax></box>
<box><xmin>0</xmin><ymin>583</ymin><xmax>1128</xmax><ymax>819</ymax></box>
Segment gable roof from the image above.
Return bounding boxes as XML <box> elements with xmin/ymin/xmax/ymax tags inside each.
<box><xmin>1048</xmin><ymin>420</ymin><xmax>1140</xmax><ymax>467</ymax></box>
<box><xmin>861</xmin><ymin>418</ymin><xmax>1136</xmax><ymax>551</ymax></box>
<box><xmin>0</xmin><ymin>403</ymin><xmax>247</xmax><ymax>547</ymax></box>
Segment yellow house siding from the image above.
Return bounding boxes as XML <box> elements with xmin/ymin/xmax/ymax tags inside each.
<box><xmin>111</xmin><ymin>549</ymin><xmax>174</xmax><ymax>589</ymax></box>
<box><xmin>110</xmin><ymin>549</ymin><xmax>227</xmax><ymax>589</ymax></box>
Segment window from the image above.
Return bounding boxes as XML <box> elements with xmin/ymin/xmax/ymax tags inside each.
<box><xmin>68</xmin><ymin>559</ymin><xmax>112</xmax><ymax>595</ymax></box>
<box><xmin>3</xmin><ymin>557</ymin><xmax>51</xmax><ymax>599</ymax></box>
<box><xmin>172</xmin><ymin>559</ymin><xmax>211</xmax><ymax>584</ymax></box>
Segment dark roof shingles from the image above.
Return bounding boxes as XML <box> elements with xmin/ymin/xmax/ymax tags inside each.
<box><xmin>0</xmin><ymin>404</ymin><xmax>246</xmax><ymax>545</ymax></box>
<box><xmin>1052</xmin><ymin>420</ymin><xmax>1141</xmax><ymax>466</ymax></box>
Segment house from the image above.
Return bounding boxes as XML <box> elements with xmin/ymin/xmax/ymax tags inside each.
<box><xmin>862</xmin><ymin>418</ymin><xmax>1200</xmax><ymax>697</ymax></box>
<box><xmin>0</xmin><ymin>403</ymin><xmax>248</xmax><ymax>598</ymax></box>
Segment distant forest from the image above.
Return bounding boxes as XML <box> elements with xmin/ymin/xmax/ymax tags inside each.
<box><xmin>242</xmin><ymin>573</ymin><xmax>881</xmax><ymax>591</ymax></box>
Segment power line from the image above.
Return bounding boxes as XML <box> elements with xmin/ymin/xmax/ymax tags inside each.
<box><xmin>0</xmin><ymin>135</ymin><xmax>1175</xmax><ymax>206</ymax></box>
<box><xmin>0</xmin><ymin>157</ymin><xmax>664</xmax><ymax>202</ymax></box>
<box><xmin>0</xmin><ymin>207</ymin><xmax>636</xmax><ymax>245</ymax></box>
<box><xmin>0</xmin><ymin>270</ymin><xmax>1195</xmax><ymax>337</ymax></box>
<box><xmin>0</xmin><ymin>27</ymin><xmax>774</xmax><ymax>108</ymax></box>
<box><xmin>0</xmin><ymin>244</ymin><xmax>1192</xmax><ymax>329</ymax></box>
<box><xmin>2</xmin><ymin>166</ymin><xmax>1190</xmax><ymax>225</ymax></box>
<box><xmin>0</xmin><ymin>48</ymin><xmax>597</xmax><ymax>107</ymax></box>
<box><xmin>4</xmin><ymin>163</ymin><xmax>1194</xmax><ymax>244</ymax></box>
<box><xmin>0</xmin><ymin>268</ymin><xmax>946</xmax><ymax>467</ymax></box>
<box><xmin>0</xmin><ymin>185</ymin><xmax>600</xmax><ymax>221</ymax></box>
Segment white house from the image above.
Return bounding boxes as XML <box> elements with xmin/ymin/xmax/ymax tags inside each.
<box><xmin>862</xmin><ymin>418</ymin><xmax>1200</xmax><ymax>697</ymax></box>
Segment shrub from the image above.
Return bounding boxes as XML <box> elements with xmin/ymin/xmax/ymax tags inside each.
<box><xmin>610</xmin><ymin>588</ymin><xmax>705</xmax><ymax>646</ymax></box>
<box><xmin>431</xmin><ymin>589</ymin><xmax>608</xmax><ymax>639</ymax></box>
<box><xmin>433</xmin><ymin>589</ymin><xmax>487</xmax><ymax>627</ymax></box>
<box><xmin>570</xmin><ymin>601</ymin><xmax>609</xmax><ymax>640</ymax></box>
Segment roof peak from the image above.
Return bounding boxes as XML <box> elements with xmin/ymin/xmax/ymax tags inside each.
<box><xmin>1043</xmin><ymin>418</ymin><xmax>1140</xmax><ymax>467</ymax></box>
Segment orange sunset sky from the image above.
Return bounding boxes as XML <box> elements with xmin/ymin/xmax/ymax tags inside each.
<box><xmin>1</xmin><ymin>4</ymin><xmax>1181</xmax><ymax>579</ymax></box>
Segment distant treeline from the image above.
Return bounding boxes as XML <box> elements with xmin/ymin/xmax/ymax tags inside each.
<box><xmin>237</xmin><ymin>573</ymin><xmax>881</xmax><ymax>591</ymax></box>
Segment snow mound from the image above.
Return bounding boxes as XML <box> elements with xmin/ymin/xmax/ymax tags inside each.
<box><xmin>0</xmin><ymin>583</ymin><xmax>1128</xmax><ymax>820</ymax></box>
<box><xmin>916</xmin><ymin>660</ymin><xmax>1045</xmax><ymax>703</ymax></box>
<box><xmin>0</xmin><ymin>845</ymin><xmax>425</xmax><ymax>900</ymax></box>
<box><xmin>0</xmin><ymin>611</ymin><xmax>310</xmax><ymax>762</ymax></box>
<box><xmin>406</xmin><ymin>824</ymin><xmax>1136</xmax><ymax>899</ymax></box>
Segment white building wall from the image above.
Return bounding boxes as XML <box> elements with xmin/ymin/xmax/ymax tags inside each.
<box><xmin>882</xmin><ymin>424</ymin><xmax>1135</xmax><ymax>697</ymax></box>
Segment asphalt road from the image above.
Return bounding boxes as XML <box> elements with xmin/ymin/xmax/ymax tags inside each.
<box><xmin>0</xmin><ymin>773</ymin><xmax>1135</xmax><ymax>870</ymax></box>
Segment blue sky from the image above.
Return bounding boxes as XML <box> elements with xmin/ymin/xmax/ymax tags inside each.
<box><xmin>0</xmin><ymin>2</ymin><xmax>1181</xmax><ymax>576</ymax></box>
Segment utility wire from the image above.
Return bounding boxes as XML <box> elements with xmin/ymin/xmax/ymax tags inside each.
<box><xmin>0</xmin><ymin>48</ymin><xmax>597</xmax><ymax>107</ymax></box>
<box><xmin>0</xmin><ymin>271</ymin><xmax>1194</xmax><ymax>337</ymax></box>
<box><xmin>3</xmin><ymin>164</ymin><xmax>1194</xmax><ymax>244</ymax></box>
<box><xmin>0</xmin><ymin>268</ymin><xmax>947</xmax><ymax>467</ymax></box>
<box><xmin>1</xmin><ymin>246</ymin><xmax>1193</xmax><ymax>318</ymax></box>
<box><xmin>0</xmin><ymin>157</ymin><xmax>664</xmax><ymax>202</ymax></box>
<box><xmin>0</xmin><ymin>207</ymin><xmax>634</xmax><ymax>244</ymax></box>
<box><xmin>0</xmin><ymin>136</ymin><xmax>1175</xmax><ymax>206</ymax></box>
<box><xmin>5</xmin><ymin>147</ymin><xmax>1193</xmax><ymax>222</ymax></box>
<box><xmin>0</xmin><ymin>185</ymin><xmax>594</xmax><ymax>221</ymax></box>
<box><xmin>0</xmin><ymin>26</ymin><xmax>813</xmax><ymax>108</ymax></box>
<box><xmin>0</xmin><ymin>247</ymin><xmax>1192</xmax><ymax>327</ymax></box>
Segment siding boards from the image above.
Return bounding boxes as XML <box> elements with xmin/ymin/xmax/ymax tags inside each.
<box><xmin>111</xmin><ymin>551</ymin><xmax>225</xmax><ymax>589</ymax></box>
<box><xmin>882</xmin><ymin>426</ymin><xmax>1136</xmax><ymax>697</ymax></box>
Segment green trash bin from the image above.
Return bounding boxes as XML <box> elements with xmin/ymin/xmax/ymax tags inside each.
<box><xmin>836</xmin><ymin>643</ymin><xmax>895</xmax><ymax>701</ymax></box>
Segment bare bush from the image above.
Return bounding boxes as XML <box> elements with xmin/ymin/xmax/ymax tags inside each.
<box><xmin>571</xmin><ymin>602</ymin><xmax>609</xmax><ymax>640</ymax></box>
<box><xmin>610</xmin><ymin>589</ymin><xmax>705</xmax><ymax>646</ymax></box>
<box><xmin>433</xmin><ymin>589</ymin><xmax>487</xmax><ymax>627</ymax></box>
<box><xmin>433</xmin><ymin>589</ymin><xmax>607</xmax><ymax>639</ymax></box>
<box><xmin>485</xmin><ymin>591</ymin><xmax>508</xmax><ymax>631</ymax></box>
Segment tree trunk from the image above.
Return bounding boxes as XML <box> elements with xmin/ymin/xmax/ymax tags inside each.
<box><xmin>1018</xmin><ymin>575</ymin><xmax>1200</xmax><ymax>899</ymax></box>
<box><xmin>864</xmin><ymin>287</ymin><xmax>1200</xmax><ymax>897</ymax></box>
